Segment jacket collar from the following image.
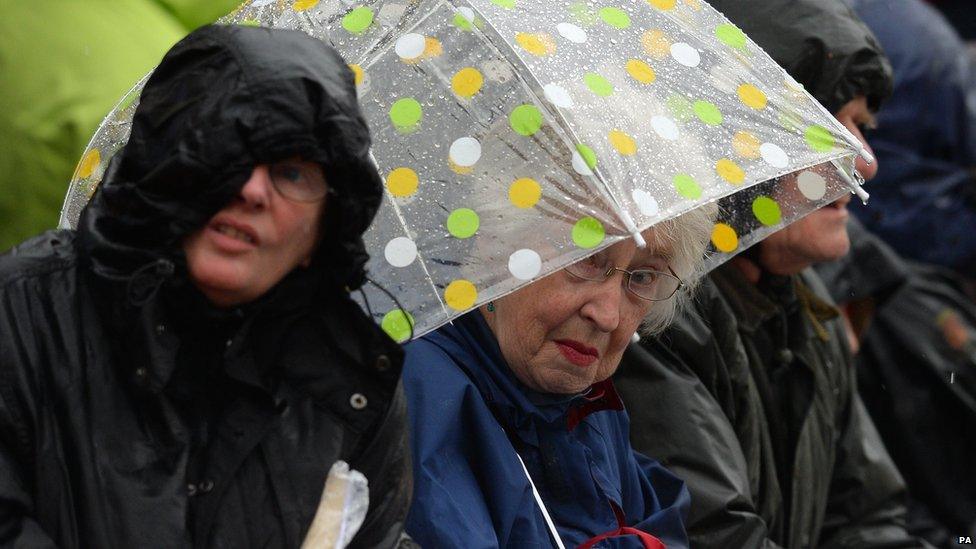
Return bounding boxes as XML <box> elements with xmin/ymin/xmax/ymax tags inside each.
<box><xmin>711</xmin><ymin>263</ymin><xmax>839</xmax><ymax>340</ymax></box>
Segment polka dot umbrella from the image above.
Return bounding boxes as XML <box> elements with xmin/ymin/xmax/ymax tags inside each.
<box><xmin>60</xmin><ymin>0</ymin><xmax>871</xmax><ymax>342</ymax></box>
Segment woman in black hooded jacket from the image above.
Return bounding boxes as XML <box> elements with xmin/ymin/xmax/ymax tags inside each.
<box><xmin>0</xmin><ymin>24</ymin><xmax>410</xmax><ymax>548</ymax></box>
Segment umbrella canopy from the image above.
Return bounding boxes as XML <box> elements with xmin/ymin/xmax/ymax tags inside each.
<box><xmin>60</xmin><ymin>0</ymin><xmax>868</xmax><ymax>341</ymax></box>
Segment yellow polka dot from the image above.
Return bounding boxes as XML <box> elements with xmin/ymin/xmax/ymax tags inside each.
<box><xmin>609</xmin><ymin>130</ymin><xmax>638</xmax><ymax>156</ymax></box>
<box><xmin>648</xmin><ymin>0</ymin><xmax>676</xmax><ymax>9</ymax></box>
<box><xmin>737</xmin><ymin>83</ymin><xmax>767</xmax><ymax>110</ymax></box>
<box><xmin>641</xmin><ymin>30</ymin><xmax>670</xmax><ymax>59</ymax></box>
<box><xmin>348</xmin><ymin>64</ymin><xmax>364</xmax><ymax>86</ymax></box>
<box><xmin>509</xmin><ymin>178</ymin><xmax>542</xmax><ymax>208</ymax></box>
<box><xmin>451</xmin><ymin>67</ymin><xmax>484</xmax><ymax>98</ymax></box>
<box><xmin>732</xmin><ymin>131</ymin><xmax>760</xmax><ymax>159</ymax></box>
<box><xmin>76</xmin><ymin>149</ymin><xmax>101</xmax><ymax>179</ymax></box>
<box><xmin>716</xmin><ymin>158</ymin><xmax>745</xmax><ymax>185</ymax></box>
<box><xmin>293</xmin><ymin>0</ymin><xmax>319</xmax><ymax>11</ymax></box>
<box><xmin>515</xmin><ymin>32</ymin><xmax>556</xmax><ymax>56</ymax></box>
<box><xmin>711</xmin><ymin>223</ymin><xmax>738</xmax><ymax>252</ymax></box>
<box><xmin>386</xmin><ymin>168</ymin><xmax>419</xmax><ymax>197</ymax></box>
<box><xmin>445</xmin><ymin>279</ymin><xmax>478</xmax><ymax>311</ymax></box>
<box><xmin>625</xmin><ymin>59</ymin><xmax>656</xmax><ymax>84</ymax></box>
<box><xmin>683</xmin><ymin>0</ymin><xmax>702</xmax><ymax>9</ymax></box>
<box><xmin>423</xmin><ymin>37</ymin><xmax>443</xmax><ymax>57</ymax></box>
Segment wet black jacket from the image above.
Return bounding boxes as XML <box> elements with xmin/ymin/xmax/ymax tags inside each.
<box><xmin>816</xmin><ymin>219</ymin><xmax>976</xmax><ymax>543</ymax></box>
<box><xmin>0</xmin><ymin>25</ymin><xmax>410</xmax><ymax>548</ymax></box>
<box><xmin>615</xmin><ymin>266</ymin><xmax>924</xmax><ymax>548</ymax></box>
<box><xmin>707</xmin><ymin>0</ymin><xmax>891</xmax><ymax>112</ymax></box>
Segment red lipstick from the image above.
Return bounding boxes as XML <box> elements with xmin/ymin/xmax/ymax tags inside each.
<box><xmin>554</xmin><ymin>339</ymin><xmax>599</xmax><ymax>367</ymax></box>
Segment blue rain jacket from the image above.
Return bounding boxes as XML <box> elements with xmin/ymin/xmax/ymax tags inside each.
<box><xmin>402</xmin><ymin>312</ymin><xmax>690</xmax><ymax>548</ymax></box>
<box><xmin>847</xmin><ymin>0</ymin><xmax>976</xmax><ymax>276</ymax></box>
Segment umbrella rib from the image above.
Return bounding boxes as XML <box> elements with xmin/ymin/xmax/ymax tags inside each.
<box><xmin>366</xmin><ymin>151</ymin><xmax>453</xmax><ymax>331</ymax></box>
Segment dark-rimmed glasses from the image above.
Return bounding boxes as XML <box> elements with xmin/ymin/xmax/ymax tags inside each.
<box><xmin>564</xmin><ymin>251</ymin><xmax>684</xmax><ymax>301</ymax></box>
<box><xmin>268</xmin><ymin>161</ymin><xmax>329</xmax><ymax>202</ymax></box>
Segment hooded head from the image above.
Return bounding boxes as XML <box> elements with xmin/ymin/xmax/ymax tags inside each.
<box><xmin>78</xmin><ymin>24</ymin><xmax>383</xmax><ymax>302</ymax></box>
<box><xmin>707</xmin><ymin>0</ymin><xmax>892</xmax><ymax>113</ymax></box>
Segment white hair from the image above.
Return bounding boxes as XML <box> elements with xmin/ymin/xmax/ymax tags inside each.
<box><xmin>640</xmin><ymin>202</ymin><xmax>718</xmax><ymax>335</ymax></box>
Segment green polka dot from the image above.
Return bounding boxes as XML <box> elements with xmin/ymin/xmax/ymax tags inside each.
<box><xmin>509</xmin><ymin>104</ymin><xmax>543</xmax><ymax>136</ymax></box>
<box><xmin>342</xmin><ymin>7</ymin><xmax>374</xmax><ymax>33</ymax></box>
<box><xmin>584</xmin><ymin>73</ymin><xmax>614</xmax><ymax>97</ymax></box>
<box><xmin>241</xmin><ymin>18</ymin><xmax>261</xmax><ymax>27</ymax></box>
<box><xmin>381</xmin><ymin>309</ymin><xmax>415</xmax><ymax>342</ymax></box>
<box><xmin>693</xmin><ymin>100</ymin><xmax>722</xmax><ymax>126</ymax></box>
<box><xmin>453</xmin><ymin>12</ymin><xmax>473</xmax><ymax>30</ymax></box>
<box><xmin>389</xmin><ymin>98</ymin><xmax>422</xmax><ymax>130</ymax></box>
<box><xmin>673</xmin><ymin>174</ymin><xmax>702</xmax><ymax>200</ymax></box>
<box><xmin>447</xmin><ymin>208</ymin><xmax>480</xmax><ymax>238</ymax></box>
<box><xmin>666</xmin><ymin>95</ymin><xmax>694</xmax><ymax>122</ymax></box>
<box><xmin>752</xmin><ymin>196</ymin><xmax>782</xmax><ymax>226</ymax></box>
<box><xmin>491</xmin><ymin>0</ymin><xmax>515</xmax><ymax>7</ymax></box>
<box><xmin>715</xmin><ymin>23</ymin><xmax>747</xmax><ymax>50</ymax></box>
<box><xmin>572</xmin><ymin>217</ymin><xmax>605</xmax><ymax>249</ymax></box>
<box><xmin>569</xmin><ymin>2</ymin><xmax>599</xmax><ymax>25</ymax></box>
<box><xmin>804</xmin><ymin>125</ymin><xmax>835</xmax><ymax>152</ymax></box>
<box><xmin>577</xmin><ymin>144</ymin><xmax>598</xmax><ymax>169</ymax></box>
<box><xmin>599</xmin><ymin>7</ymin><xmax>631</xmax><ymax>28</ymax></box>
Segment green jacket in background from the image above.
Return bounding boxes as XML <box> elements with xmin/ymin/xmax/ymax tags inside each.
<box><xmin>0</xmin><ymin>0</ymin><xmax>238</xmax><ymax>252</ymax></box>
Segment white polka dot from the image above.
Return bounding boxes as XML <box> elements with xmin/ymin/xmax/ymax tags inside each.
<box><xmin>759</xmin><ymin>143</ymin><xmax>790</xmax><ymax>168</ymax></box>
<box><xmin>508</xmin><ymin>249</ymin><xmax>543</xmax><ymax>280</ymax></box>
<box><xmin>557</xmin><ymin>22</ymin><xmax>587</xmax><ymax>43</ymax></box>
<box><xmin>384</xmin><ymin>237</ymin><xmax>418</xmax><ymax>267</ymax></box>
<box><xmin>543</xmin><ymin>83</ymin><xmax>574</xmax><ymax>108</ymax></box>
<box><xmin>651</xmin><ymin>115</ymin><xmax>679</xmax><ymax>140</ymax></box>
<box><xmin>632</xmin><ymin>189</ymin><xmax>660</xmax><ymax>217</ymax></box>
<box><xmin>456</xmin><ymin>6</ymin><xmax>475</xmax><ymax>23</ymax></box>
<box><xmin>670</xmin><ymin>42</ymin><xmax>701</xmax><ymax>67</ymax></box>
<box><xmin>449</xmin><ymin>137</ymin><xmax>482</xmax><ymax>167</ymax></box>
<box><xmin>796</xmin><ymin>170</ymin><xmax>827</xmax><ymax>201</ymax></box>
<box><xmin>252</xmin><ymin>0</ymin><xmax>275</xmax><ymax>5</ymax></box>
<box><xmin>572</xmin><ymin>151</ymin><xmax>593</xmax><ymax>175</ymax></box>
<box><xmin>395</xmin><ymin>33</ymin><xmax>426</xmax><ymax>60</ymax></box>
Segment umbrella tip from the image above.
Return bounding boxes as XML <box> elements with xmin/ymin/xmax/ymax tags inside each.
<box><xmin>620</xmin><ymin>211</ymin><xmax>647</xmax><ymax>248</ymax></box>
<box><xmin>859</xmin><ymin>147</ymin><xmax>875</xmax><ymax>166</ymax></box>
<box><xmin>851</xmin><ymin>185</ymin><xmax>870</xmax><ymax>205</ymax></box>
<box><xmin>631</xmin><ymin>231</ymin><xmax>647</xmax><ymax>248</ymax></box>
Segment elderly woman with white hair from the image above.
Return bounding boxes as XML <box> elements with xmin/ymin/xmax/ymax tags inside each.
<box><xmin>401</xmin><ymin>206</ymin><xmax>715</xmax><ymax>548</ymax></box>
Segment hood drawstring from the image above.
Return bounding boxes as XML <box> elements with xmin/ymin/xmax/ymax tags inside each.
<box><xmin>126</xmin><ymin>258</ymin><xmax>175</xmax><ymax>307</ymax></box>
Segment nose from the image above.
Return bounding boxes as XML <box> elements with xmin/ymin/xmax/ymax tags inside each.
<box><xmin>843</xmin><ymin>122</ymin><xmax>878</xmax><ymax>181</ymax></box>
<box><xmin>237</xmin><ymin>165</ymin><xmax>273</xmax><ymax>208</ymax></box>
<box><xmin>579</xmin><ymin>276</ymin><xmax>624</xmax><ymax>333</ymax></box>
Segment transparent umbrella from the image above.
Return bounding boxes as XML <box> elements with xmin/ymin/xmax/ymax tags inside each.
<box><xmin>60</xmin><ymin>0</ymin><xmax>870</xmax><ymax>342</ymax></box>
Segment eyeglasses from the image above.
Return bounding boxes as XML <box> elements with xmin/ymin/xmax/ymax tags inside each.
<box><xmin>268</xmin><ymin>161</ymin><xmax>329</xmax><ymax>202</ymax></box>
<box><xmin>564</xmin><ymin>250</ymin><xmax>684</xmax><ymax>302</ymax></box>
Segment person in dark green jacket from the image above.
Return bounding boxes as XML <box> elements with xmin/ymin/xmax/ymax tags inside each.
<box><xmin>614</xmin><ymin>1</ymin><xmax>929</xmax><ymax>547</ymax></box>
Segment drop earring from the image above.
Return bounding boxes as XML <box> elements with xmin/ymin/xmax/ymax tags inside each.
<box><xmin>486</xmin><ymin>301</ymin><xmax>495</xmax><ymax>312</ymax></box>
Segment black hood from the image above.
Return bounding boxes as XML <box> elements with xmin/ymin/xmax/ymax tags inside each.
<box><xmin>78</xmin><ymin>24</ymin><xmax>383</xmax><ymax>293</ymax></box>
<box><xmin>708</xmin><ymin>0</ymin><xmax>892</xmax><ymax>113</ymax></box>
